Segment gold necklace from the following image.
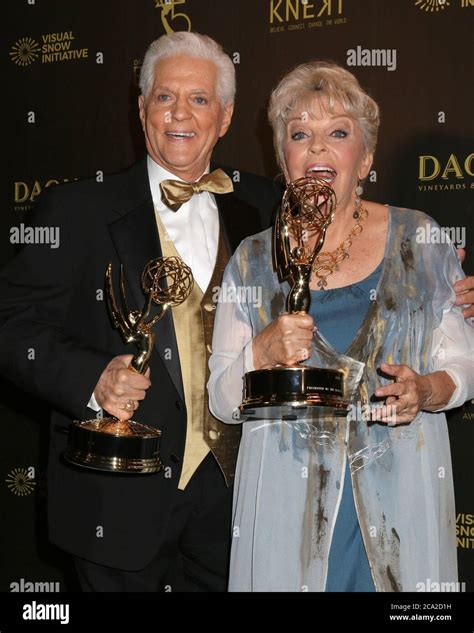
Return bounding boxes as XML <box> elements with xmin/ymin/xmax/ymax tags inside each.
<box><xmin>312</xmin><ymin>201</ymin><xmax>368</xmax><ymax>289</ymax></box>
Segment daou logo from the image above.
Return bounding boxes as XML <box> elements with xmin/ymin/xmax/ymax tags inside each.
<box><xmin>419</xmin><ymin>153</ymin><xmax>474</xmax><ymax>180</ymax></box>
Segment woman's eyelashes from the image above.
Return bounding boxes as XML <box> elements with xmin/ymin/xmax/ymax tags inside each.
<box><xmin>289</xmin><ymin>127</ymin><xmax>349</xmax><ymax>142</ymax></box>
<box><xmin>331</xmin><ymin>128</ymin><xmax>348</xmax><ymax>138</ymax></box>
<box><xmin>290</xmin><ymin>130</ymin><xmax>307</xmax><ymax>141</ymax></box>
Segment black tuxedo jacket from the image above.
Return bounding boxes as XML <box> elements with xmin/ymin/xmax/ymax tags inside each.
<box><xmin>0</xmin><ymin>157</ymin><xmax>281</xmax><ymax>570</ymax></box>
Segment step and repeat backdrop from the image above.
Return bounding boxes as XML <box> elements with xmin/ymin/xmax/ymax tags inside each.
<box><xmin>3</xmin><ymin>0</ymin><xmax>473</xmax><ymax>592</ymax></box>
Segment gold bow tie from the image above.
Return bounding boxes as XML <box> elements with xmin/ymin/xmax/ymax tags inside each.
<box><xmin>160</xmin><ymin>168</ymin><xmax>234</xmax><ymax>212</ymax></box>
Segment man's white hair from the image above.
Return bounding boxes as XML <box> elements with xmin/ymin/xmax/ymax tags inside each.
<box><xmin>139</xmin><ymin>32</ymin><xmax>236</xmax><ymax>105</ymax></box>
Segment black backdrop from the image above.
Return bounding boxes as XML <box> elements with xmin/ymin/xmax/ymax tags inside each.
<box><xmin>2</xmin><ymin>0</ymin><xmax>473</xmax><ymax>594</ymax></box>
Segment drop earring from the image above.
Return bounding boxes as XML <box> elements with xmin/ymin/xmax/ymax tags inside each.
<box><xmin>354</xmin><ymin>180</ymin><xmax>364</xmax><ymax>218</ymax></box>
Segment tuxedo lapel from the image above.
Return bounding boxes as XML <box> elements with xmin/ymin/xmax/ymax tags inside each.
<box><xmin>214</xmin><ymin>191</ymin><xmax>264</xmax><ymax>254</ymax></box>
<box><xmin>107</xmin><ymin>165</ymin><xmax>184</xmax><ymax>401</ymax></box>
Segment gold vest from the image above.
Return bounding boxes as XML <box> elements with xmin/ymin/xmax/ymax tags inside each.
<box><xmin>155</xmin><ymin>212</ymin><xmax>241</xmax><ymax>489</ymax></box>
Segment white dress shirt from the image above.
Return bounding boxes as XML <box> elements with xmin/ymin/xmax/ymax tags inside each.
<box><xmin>148</xmin><ymin>156</ymin><xmax>219</xmax><ymax>293</ymax></box>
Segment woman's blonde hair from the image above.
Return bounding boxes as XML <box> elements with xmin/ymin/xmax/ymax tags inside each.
<box><xmin>268</xmin><ymin>61</ymin><xmax>380</xmax><ymax>170</ymax></box>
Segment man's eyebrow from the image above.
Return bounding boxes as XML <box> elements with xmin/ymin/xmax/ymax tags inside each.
<box><xmin>189</xmin><ymin>88</ymin><xmax>213</xmax><ymax>95</ymax></box>
<box><xmin>151</xmin><ymin>83</ymin><xmax>173</xmax><ymax>92</ymax></box>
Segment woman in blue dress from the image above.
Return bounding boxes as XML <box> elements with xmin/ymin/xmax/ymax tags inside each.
<box><xmin>207</xmin><ymin>61</ymin><xmax>474</xmax><ymax>591</ymax></box>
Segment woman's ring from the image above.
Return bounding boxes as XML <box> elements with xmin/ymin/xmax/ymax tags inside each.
<box><xmin>299</xmin><ymin>349</ymin><xmax>309</xmax><ymax>361</ymax></box>
<box><xmin>123</xmin><ymin>399</ymin><xmax>136</xmax><ymax>412</ymax></box>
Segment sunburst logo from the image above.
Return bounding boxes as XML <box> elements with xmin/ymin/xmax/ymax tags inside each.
<box><xmin>10</xmin><ymin>37</ymin><xmax>41</xmax><ymax>66</ymax></box>
<box><xmin>415</xmin><ymin>0</ymin><xmax>450</xmax><ymax>11</ymax></box>
<box><xmin>5</xmin><ymin>468</ymin><xmax>36</xmax><ymax>496</ymax></box>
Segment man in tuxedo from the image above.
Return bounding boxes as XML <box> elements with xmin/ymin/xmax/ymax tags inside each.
<box><xmin>0</xmin><ymin>32</ymin><xmax>280</xmax><ymax>591</ymax></box>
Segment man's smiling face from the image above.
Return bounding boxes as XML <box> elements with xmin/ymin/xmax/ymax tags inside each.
<box><xmin>139</xmin><ymin>54</ymin><xmax>234</xmax><ymax>182</ymax></box>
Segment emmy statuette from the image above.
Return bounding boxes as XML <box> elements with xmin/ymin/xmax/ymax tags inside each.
<box><xmin>240</xmin><ymin>177</ymin><xmax>350</xmax><ymax>420</ymax></box>
<box><xmin>63</xmin><ymin>257</ymin><xmax>193</xmax><ymax>474</ymax></box>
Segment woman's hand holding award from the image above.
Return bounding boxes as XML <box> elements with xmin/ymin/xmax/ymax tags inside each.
<box><xmin>240</xmin><ymin>177</ymin><xmax>350</xmax><ymax>420</ymax></box>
